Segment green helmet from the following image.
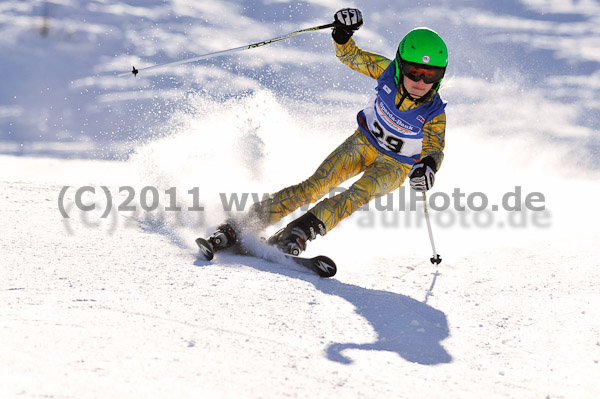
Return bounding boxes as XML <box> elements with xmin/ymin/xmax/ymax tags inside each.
<box><xmin>394</xmin><ymin>27</ymin><xmax>448</xmax><ymax>89</ymax></box>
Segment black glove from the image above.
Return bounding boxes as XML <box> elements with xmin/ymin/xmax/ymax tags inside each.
<box><xmin>408</xmin><ymin>157</ymin><xmax>437</xmax><ymax>192</ymax></box>
<box><xmin>332</xmin><ymin>8</ymin><xmax>363</xmax><ymax>44</ymax></box>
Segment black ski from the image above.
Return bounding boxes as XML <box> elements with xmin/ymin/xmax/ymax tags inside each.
<box><xmin>285</xmin><ymin>254</ymin><xmax>337</xmax><ymax>278</ymax></box>
<box><xmin>195</xmin><ymin>237</ymin><xmax>216</xmax><ymax>260</ymax></box>
<box><xmin>195</xmin><ymin>237</ymin><xmax>336</xmax><ymax>278</ymax></box>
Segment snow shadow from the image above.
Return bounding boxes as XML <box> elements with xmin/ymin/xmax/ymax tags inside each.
<box><xmin>206</xmin><ymin>253</ymin><xmax>452</xmax><ymax>366</ymax></box>
<box><xmin>318</xmin><ymin>279</ymin><xmax>452</xmax><ymax>366</ymax></box>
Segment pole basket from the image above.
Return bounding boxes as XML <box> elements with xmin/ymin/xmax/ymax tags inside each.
<box><xmin>430</xmin><ymin>254</ymin><xmax>442</xmax><ymax>265</ymax></box>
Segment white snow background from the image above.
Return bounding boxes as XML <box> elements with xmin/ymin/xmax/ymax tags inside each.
<box><xmin>1</xmin><ymin>0</ymin><xmax>599</xmax><ymax>398</ymax></box>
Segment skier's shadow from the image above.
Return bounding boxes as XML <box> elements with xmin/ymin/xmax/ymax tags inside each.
<box><xmin>314</xmin><ymin>277</ymin><xmax>452</xmax><ymax>365</ymax></box>
<box><xmin>212</xmin><ymin>253</ymin><xmax>452</xmax><ymax>366</ymax></box>
<box><xmin>317</xmin><ymin>278</ymin><xmax>452</xmax><ymax>365</ymax></box>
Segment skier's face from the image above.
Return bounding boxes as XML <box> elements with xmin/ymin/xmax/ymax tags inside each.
<box><xmin>402</xmin><ymin>76</ymin><xmax>434</xmax><ymax>99</ymax></box>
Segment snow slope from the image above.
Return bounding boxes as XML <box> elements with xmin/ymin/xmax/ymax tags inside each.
<box><xmin>1</xmin><ymin>1</ymin><xmax>600</xmax><ymax>398</ymax></box>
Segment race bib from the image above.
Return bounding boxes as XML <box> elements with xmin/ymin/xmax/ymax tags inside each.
<box><xmin>363</xmin><ymin>96</ymin><xmax>424</xmax><ymax>157</ymax></box>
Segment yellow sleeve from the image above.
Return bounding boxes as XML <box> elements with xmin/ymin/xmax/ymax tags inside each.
<box><xmin>334</xmin><ymin>38</ymin><xmax>392</xmax><ymax>80</ymax></box>
<box><xmin>421</xmin><ymin>112</ymin><xmax>446</xmax><ymax>170</ymax></box>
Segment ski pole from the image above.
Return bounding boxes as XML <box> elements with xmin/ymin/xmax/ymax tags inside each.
<box><xmin>119</xmin><ymin>22</ymin><xmax>335</xmax><ymax>77</ymax></box>
<box><xmin>422</xmin><ymin>192</ymin><xmax>442</xmax><ymax>265</ymax></box>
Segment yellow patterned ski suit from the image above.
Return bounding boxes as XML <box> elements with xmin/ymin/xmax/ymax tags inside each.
<box><xmin>251</xmin><ymin>38</ymin><xmax>446</xmax><ymax>233</ymax></box>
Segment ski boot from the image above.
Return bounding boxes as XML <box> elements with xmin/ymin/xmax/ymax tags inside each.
<box><xmin>208</xmin><ymin>223</ymin><xmax>237</xmax><ymax>250</ymax></box>
<box><xmin>268</xmin><ymin>212</ymin><xmax>326</xmax><ymax>256</ymax></box>
<box><xmin>196</xmin><ymin>222</ymin><xmax>238</xmax><ymax>261</ymax></box>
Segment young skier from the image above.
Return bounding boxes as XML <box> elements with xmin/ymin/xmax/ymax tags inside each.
<box><xmin>203</xmin><ymin>8</ymin><xmax>448</xmax><ymax>256</ymax></box>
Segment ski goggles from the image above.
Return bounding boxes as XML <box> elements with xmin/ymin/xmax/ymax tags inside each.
<box><xmin>396</xmin><ymin>59</ymin><xmax>445</xmax><ymax>84</ymax></box>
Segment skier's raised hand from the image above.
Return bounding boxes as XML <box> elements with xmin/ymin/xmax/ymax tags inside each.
<box><xmin>332</xmin><ymin>8</ymin><xmax>363</xmax><ymax>44</ymax></box>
